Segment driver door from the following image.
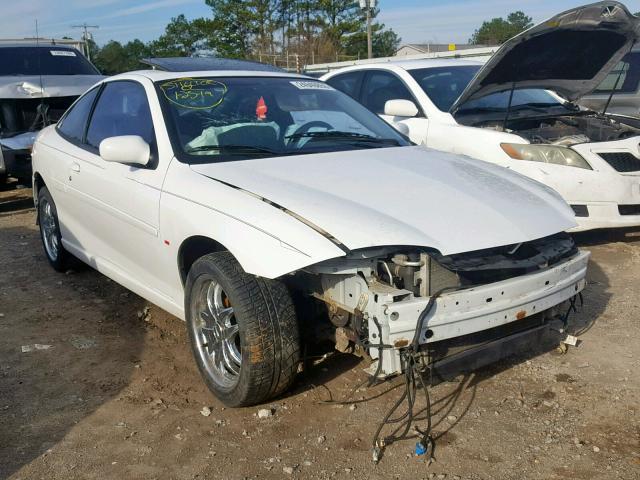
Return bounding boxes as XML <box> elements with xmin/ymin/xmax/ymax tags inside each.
<box><xmin>63</xmin><ymin>80</ymin><xmax>171</xmax><ymax>296</ymax></box>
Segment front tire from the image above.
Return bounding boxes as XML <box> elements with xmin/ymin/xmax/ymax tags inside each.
<box><xmin>185</xmin><ymin>252</ymin><xmax>300</xmax><ymax>407</ymax></box>
<box><xmin>38</xmin><ymin>186</ymin><xmax>73</xmax><ymax>271</ymax></box>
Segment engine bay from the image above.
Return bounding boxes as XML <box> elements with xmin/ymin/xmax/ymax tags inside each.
<box><xmin>289</xmin><ymin>232</ymin><xmax>579</xmax><ymax>365</ymax></box>
<box><xmin>479</xmin><ymin>113</ymin><xmax>640</xmax><ymax>146</ymax></box>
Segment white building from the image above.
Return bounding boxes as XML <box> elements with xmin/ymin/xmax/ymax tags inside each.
<box><xmin>395</xmin><ymin>43</ymin><xmax>488</xmax><ymax>56</ymax></box>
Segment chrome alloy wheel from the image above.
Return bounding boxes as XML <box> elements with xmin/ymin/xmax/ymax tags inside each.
<box><xmin>40</xmin><ymin>198</ymin><xmax>59</xmax><ymax>261</ymax></box>
<box><xmin>193</xmin><ymin>279</ymin><xmax>241</xmax><ymax>387</ymax></box>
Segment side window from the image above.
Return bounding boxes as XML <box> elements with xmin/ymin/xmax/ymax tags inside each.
<box><xmin>362</xmin><ymin>71</ymin><xmax>415</xmax><ymax>115</ymax></box>
<box><xmin>325</xmin><ymin>71</ymin><xmax>363</xmax><ymax>100</ymax></box>
<box><xmin>57</xmin><ymin>87</ymin><xmax>99</xmax><ymax>142</ymax></box>
<box><xmin>86</xmin><ymin>81</ymin><xmax>154</xmax><ymax>150</ymax></box>
<box><xmin>593</xmin><ymin>52</ymin><xmax>640</xmax><ymax>94</ymax></box>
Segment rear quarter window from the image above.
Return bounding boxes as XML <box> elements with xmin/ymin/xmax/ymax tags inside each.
<box><xmin>57</xmin><ymin>87</ymin><xmax>100</xmax><ymax>143</ymax></box>
<box><xmin>325</xmin><ymin>71</ymin><xmax>364</xmax><ymax>100</ymax></box>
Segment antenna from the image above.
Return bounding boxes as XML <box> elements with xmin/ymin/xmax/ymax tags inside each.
<box><xmin>34</xmin><ymin>20</ymin><xmax>49</xmax><ymax>130</ymax></box>
<box><xmin>35</xmin><ymin>20</ymin><xmax>44</xmax><ymax>98</ymax></box>
<box><xmin>72</xmin><ymin>22</ymin><xmax>99</xmax><ymax>61</ymax></box>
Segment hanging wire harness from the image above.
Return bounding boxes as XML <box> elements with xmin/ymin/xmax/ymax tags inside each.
<box><xmin>366</xmin><ymin>288</ymin><xmax>583</xmax><ymax>463</ymax></box>
<box><xmin>369</xmin><ymin>287</ymin><xmax>458</xmax><ymax>463</ymax></box>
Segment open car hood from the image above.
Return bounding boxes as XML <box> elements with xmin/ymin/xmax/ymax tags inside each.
<box><xmin>450</xmin><ymin>1</ymin><xmax>640</xmax><ymax>112</ymax></box>
<box><xmin>191</xmin><ymin>146</ymin><xmax>576</xmax><ymax>256</ymax></box>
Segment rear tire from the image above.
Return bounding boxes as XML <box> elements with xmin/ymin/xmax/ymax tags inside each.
<box><xmin>38</xmin><ymin>186</ymin><xmax>73</xmax><ymax>271</ymax></box>
<box><xmin>185</xmin><ymin>251</ymin><xmax>300</xmax><ymax>407</ymax></box>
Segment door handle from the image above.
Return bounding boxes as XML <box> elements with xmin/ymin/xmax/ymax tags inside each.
<box><xmin>70</xmin><ymin>162</ymin><xmax>80</xmax><ymax>173</ymax></box>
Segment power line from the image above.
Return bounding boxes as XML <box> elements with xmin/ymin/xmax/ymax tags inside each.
<box><xmin>72</xmin><ymin>23</ymin><xmax>99</xmax><ymax>61</ymax></box>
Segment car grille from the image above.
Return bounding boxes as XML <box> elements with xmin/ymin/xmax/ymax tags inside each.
<box><xmin>618</xmin><ymin>204</ymin><xmax>640</xmax><ymax>216</ymax></box>
<box><xmin>597</xmin><ymin>152</ymin><xmax>640</xmax><ymax>172</ymax></box>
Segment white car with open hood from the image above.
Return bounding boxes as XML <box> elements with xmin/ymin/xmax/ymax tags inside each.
<box><xmin>322</xmin><ymin>2</ymin><xmax>640</xmax><ymax>232</ymax></box>
<box><xmin>31</xmin><ymin>61</ymin><xmax>589</xmax><ymax>407</ymax></box>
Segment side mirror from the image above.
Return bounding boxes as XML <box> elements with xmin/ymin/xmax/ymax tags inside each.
<box><xmin>99</xmin><ymin>135</ymin><xmax>150</xmax><ymax>166</ymax></box>
<box><xmin>384</xmin><ymin>99</ymin><xmax>419</xmax><ymax>118</ymax></box>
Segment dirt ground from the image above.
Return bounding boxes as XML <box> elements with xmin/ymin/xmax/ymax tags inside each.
<box><xmin>1</xmin><ymin>184</ymin><xmax>639</xmax><ymax>480</ymax></box>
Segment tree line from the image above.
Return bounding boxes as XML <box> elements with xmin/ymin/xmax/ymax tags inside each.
<box><xmin>91</xmin><ymin>0</ymin><xmax>401</xmax><ymax>74</ymax></box>
<box><xmin>469</xmin><ymin>11</ymin><xmax>533</xmax><ymax>45</ymax></box>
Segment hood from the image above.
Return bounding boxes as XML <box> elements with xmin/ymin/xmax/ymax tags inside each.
<box><xmin>0</xmin><ymin>75</ymin><xmax>104</xmax><ymax>99</ymax></box>
<box><xmin>190</xmin><ymin>146</ymin><xmax>576</xmax><ymax>256</ymax></box>
<box><xmin>451</xmin><ymin>1</ymin><xmax>640</xmax><ymax>112</ymax></box>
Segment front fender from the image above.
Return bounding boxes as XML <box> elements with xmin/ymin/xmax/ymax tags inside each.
<box><xmin>161</xmin><ymin>161</ymin><xmax>346</xmax><ymax>283</ymax></box>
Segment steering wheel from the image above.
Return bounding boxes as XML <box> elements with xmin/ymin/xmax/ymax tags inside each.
<box><xmin>287</xmin><ymin>120</ymin><xmax>333</xmax><ymax>147</ymax></box>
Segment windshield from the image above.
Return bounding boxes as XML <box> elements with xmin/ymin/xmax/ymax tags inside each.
<box><xmin>409</xmin><ymin>66</ymin><xmax>480</xmax><ymax>111</ymax></box>
<box><xmin>0</xmin><ymin>47</ymin><xmax>100</xmax><ymax>76</ymax></box>
<box><xmin>158</xmin><ymin>76</ymin><xmax>410</xmax><ymax>163</ymax></box>
<box><xmin>457</xmin><ymin>89</ymin><xmax>566</xmax><ymax>112</ymax></box>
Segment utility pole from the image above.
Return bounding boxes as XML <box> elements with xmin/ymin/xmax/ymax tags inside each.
<box><xmin>359</xmin><ymin>0</ymin><xmax>376</xmax><ymax>59</ymax></box>
<box><xmin>72</xmin><ymin>23</ymin><xmax>99</xmax><ymax>61</ymax></box>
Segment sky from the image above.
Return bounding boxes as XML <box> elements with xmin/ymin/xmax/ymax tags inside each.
<box><xmin>4</xmin><ymin>0</ymin><xmax>640</xmax><ymax>47</ymax></box>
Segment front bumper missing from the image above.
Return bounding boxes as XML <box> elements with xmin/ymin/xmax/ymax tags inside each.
<box><xmin>369</xmin><ymin>250</ymin><xmax>590</xmax><ymax>375</ymax></box>
<box><xmin>428</xmin><ymin>317</ymin><xmax>562</xmax><ymax>384</ymax></box>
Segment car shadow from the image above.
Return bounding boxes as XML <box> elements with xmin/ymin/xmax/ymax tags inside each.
<box><xmin>572</xmin><ymin>227</ymin><xmax>640</xmax><ymax>247</ymax></box>
<box><xmin>0</xmin><ymin>224</ymin><xmax>147</xmax><ymax>479</ymax></box>
<box><xmin>0</xmin><ymin>183</ymin><xmax>34</xmax><ymax>215</ymax></box>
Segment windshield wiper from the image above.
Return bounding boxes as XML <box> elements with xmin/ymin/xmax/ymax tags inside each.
<box><xmin>456</xmin><ymin>106</ymin><xmax>506</xmax><ymax>114</ymax></box>
<box><xmin>512</xmin><ymin>103</ymin><xmax>566</xmax><ymax>113</ymax></box>
<box><xmin>186</xmin><ymin>144</ymin><xmax>280</xmax><ymax>155</ymax></box>
<box><xmin>285</xmin><ymin>130</ymin><xmax>400</xmax><ymax>145</ymax></box>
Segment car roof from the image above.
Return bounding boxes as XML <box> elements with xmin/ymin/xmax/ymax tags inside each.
<box><xmin>0</xmin><ymin>43</ymin><xmax>78</xmax><ymax>49</ymax></box>
<box><xmin>109</xmin><ymin>70</ymin><xmax>311</xmax><ymax>82</ymax></box>
<box><xmin>141</xmin><ymin>57</ymin><xmax>285</xmax><ymax>73</ymax></box>
<box><xmin>327</xmin><ymin>58</ymin><xmax>483</xmax><ymax>74</ymax></box>
<box><xmin>390</xmin><ymin>58</ymin><xmax>483</xmax><ymax>70</ymax></box>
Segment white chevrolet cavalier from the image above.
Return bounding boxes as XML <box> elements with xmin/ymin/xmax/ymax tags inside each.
<box><xmin>322</xmin><ymin>2</ymin><xmax>640</xmax><ymax>231</ymax></box>
<box><xmin>32</xmin><ymin>61</ymin><xmax>589</xmax><ymax>406</ymax></box>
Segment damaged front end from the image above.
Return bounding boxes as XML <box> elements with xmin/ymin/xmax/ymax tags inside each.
<box><xmin>0</xmin><ymin>96</ymin><xmax>78</xmax><ymax>180</ymax></box>
<box><xmin>0</xmin><ymin>45</ymin><xmax>103</xmax><ymax>181</ymax></box>
<box><xmin>291</xmin><ymin>233</ymin><xmax>589</xmax><ymax>377</ymax></box>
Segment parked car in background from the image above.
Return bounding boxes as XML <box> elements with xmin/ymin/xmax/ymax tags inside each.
<box><xmin>32</xmin><ymin>61</ymin><xmax>588</xmax><ymax>407</ymax></box>
<box><xmin>580</xmin><ymin>49</ymin><xmax>640</xmax><ymax>117</ymax></box>
<box><xmin>322</xmin><ymin>2</ymin><xmax>640</xmax><ymax>232</ymax></box>
<box><xmin>0</xmin><ymin>43</ymin><xmax>103</xmax><ymax>184</ymax></box>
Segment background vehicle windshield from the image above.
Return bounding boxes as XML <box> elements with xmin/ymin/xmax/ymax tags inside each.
<box><xmin>457</xmin><ymin>89</ymin><xmax>566</xmax><ymax>112</ymax></box>
<box><xmin>0</xmin><ymin>47</ymin><xmax>100</xmax><ymax>76</ymax></box>
<box><xmin>410</xmin><ymin>65</ymin><xmax>569</xmax><ymax>114</ymax></box>
<box><xmin>158</xmin><ymin>76</ymin><xmax>410</xmax><ymax>163</ymax></box>
<box><xmin>409</xmin><ymin>66</ymin><xmax>480</xmax><ymax>111</ymax></box>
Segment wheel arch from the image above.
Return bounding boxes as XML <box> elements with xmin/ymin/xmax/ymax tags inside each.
<box><xmin>32</xmin><ymin>172</ymin><xmax>48</xmax><ymax>221</ymax></box>
<box><xmin>33</xmin><ymin>172</ymin><xmax>47</xmax><ymax>198</ymax></box>
<box><xmin>177</xmin><ymin>235</ymin><xmax>229</xmax><ymax>286</ymax></box>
